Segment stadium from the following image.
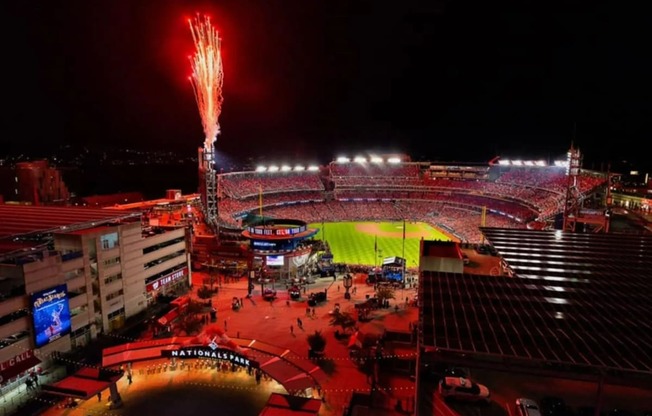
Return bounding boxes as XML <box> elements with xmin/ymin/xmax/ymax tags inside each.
<box><xmin>213</xmin><ymin>150</ymin><xmax>610</xmax><ymax>273</ymax></box>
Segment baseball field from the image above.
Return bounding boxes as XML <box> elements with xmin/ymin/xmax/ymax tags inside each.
<box><xmin>308</xmin><ymin>221</ymin><xmax>451</xmax><ymax>267</ymax></box>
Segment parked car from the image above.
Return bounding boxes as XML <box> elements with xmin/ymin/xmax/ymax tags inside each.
<box><xmin>307</xmin><ymin>291</ymin><xmax>327</xmax><ymax>306</ymax></box>
<box><xmin>540</xmin><ymin>396</ymin><xmax>572</xmax><ymax>416</ymax></box>
<box><xmin>475</xmin><ymin>244</ymin><xmax>489</xmax><ymax>254</ymax></box>
<box><xmin>288</xmin><ymin>286</ymin><xmax>301</xmax><ymax>299</ymax></box>
<box><xmin>262</xmin><ymin>288</ymin><xmax>277</xmax><ymax>301</ymax></box>
<box><xmin>575</xmin><ymin>407</ymin><xmax>595</xmax><ymax>416</ymax></box>
<box><xmin>462</xmin><ymin>253</ymin><xmax>470</xmax><ymax>265</ymax></box>
<box><xmin>516</xmin><ymin>398</ymin><xmax>542</xmax><ymax>416</ymax></box>
<box><xmin>438</xmin><ymin>377</ymin><xmax>490</xmax><ymax>403</ymax></box>
<box><xmin>605</xmin><ymin>408</ymin><xmax>637</xmax><ymax>416</ymax></box>
<box><xmin>420</xmin><ymin>364</ymin><xmax>468</xmax><ymax>381</ymax></box>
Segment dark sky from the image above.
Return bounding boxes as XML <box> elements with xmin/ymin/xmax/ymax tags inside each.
<box><xmin>3</xmin><ymin>1</ymin><xmax>651</xmax><ymax>170</ymax></box>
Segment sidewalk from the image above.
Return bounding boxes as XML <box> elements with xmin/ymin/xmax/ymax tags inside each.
<box><xmin>183</xmin><ymin>272</ymin><xmax>418</xmax><ymax>415</ymax></box>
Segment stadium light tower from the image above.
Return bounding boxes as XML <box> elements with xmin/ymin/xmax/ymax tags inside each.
<box><xmin>562</xmin><ymin>145</ymin><xmax>610</xmax><ymax>233</ymax></box>
<box><xmin>188</xmin><ymin>14</ymin><xmax>224</xmax><ymax>233</ymax></box>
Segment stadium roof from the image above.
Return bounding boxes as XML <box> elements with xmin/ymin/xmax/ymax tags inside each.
<box><xmin>420</xmin><ymin>227</ymin><xmax>652</xmax><ymax>385</ymax></box>
<box><xmin>0</xmin><ymin>204</ymin><xmax>142</xmax><ymax>241</ymax></box>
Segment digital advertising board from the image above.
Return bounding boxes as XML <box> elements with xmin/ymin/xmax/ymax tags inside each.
<box><xmin>30</xmin><ymin>284</ymin><xmax>72</xmax><ymax>348</ymax></box>
<box><xmin>266</xmin><ymin>255</ymin><xmax>284</xmax><ymax>267</ymax></box>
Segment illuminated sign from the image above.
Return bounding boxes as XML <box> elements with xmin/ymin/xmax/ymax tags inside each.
<box><xmin>0</xmin><ymin>350</ymin><xmax>40</xmax><ymax>384</ymax></box>
<box><xmin>161</xmin><ymin>346</ymin><xmax>258</xmax><ymax>368</ymax></box>
<box><xmin>146</xmin><ymin>267</ymin><xmax>188</xmax><ymax>292</ymax></box>
<box><xmin>253</xmin><ymin>241</ymin><xmax>277</xmax><ymax>247</ymax></box>
<box><xmin>248</xmin><ymin>225</ymin><xmax>306</xmax><ymax>236</ymax></box>
<box><xmin>266</xmin><ymin>255</ymin><xmax>284</xmax><ymax>266</ymax></box>
<box><xmin>30</xmin><ymin>285</ymin><xmax>72</xmax><ymax>348</ymax></box>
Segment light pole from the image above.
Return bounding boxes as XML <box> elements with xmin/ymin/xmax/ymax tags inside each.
<box><xmin>343</xmin><ymin>274</ymin><xmax>353</xmax><ymax>300</ymax></box>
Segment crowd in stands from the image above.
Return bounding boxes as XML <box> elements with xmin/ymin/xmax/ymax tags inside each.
<box><xmin>216</xmin><ymin>162</ymin><xmax>609</xmax><ymax>239</ymax></box>
<box><xmin>219</xmin><ymin>171</ymin><xmax>324</xmax><ymax>199</ymax></box>
<box><xmin>256</xmin><ymin>200</ymin><xmax>524</xmax><ymax>243</ymax></box>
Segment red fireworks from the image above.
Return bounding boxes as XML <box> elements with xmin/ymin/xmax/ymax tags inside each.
<box><xmin>188</xmin><ymin>14</ymin><xmax>224</xmax><ymax>149</ymax></box>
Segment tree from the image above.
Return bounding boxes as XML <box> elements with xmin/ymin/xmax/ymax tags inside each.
<box><xmin>197</xmin><ymin>285</ymin><xmax>213</xmax><ymax>299</ymax></box>
<box><xmin>375</xmin><ymin>284</ymin><xmax>396</xmax><ymax>305</ymax></box>
<box><xmin>307</xmin><ymin>330</ymin><xmax>327</xmax><ymax>358</ymax></box>
<box><xmin>186</xmin><ymin>299</ymin><xmax>204</xmax><ymax>315</ymax></box>
<box><xmin>329</xmin><ymin>311</ymin><xmax>357</xmax><ymax>334</ymax></box>
<box><xmin>177</xmin><ymin>314</ymin><xmax>202</xmax><ymax>336</ymax></box>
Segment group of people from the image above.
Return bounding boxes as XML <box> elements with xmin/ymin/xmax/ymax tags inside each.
<box><xmin>24</xmin><ymin>371</ymin><xmax>39</xmax><ymax>391</ymax></box>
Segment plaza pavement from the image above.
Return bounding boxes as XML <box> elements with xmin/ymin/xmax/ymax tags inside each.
<box><xmin>39</xmin><ymin>272</ymin><xmax>418</xmax><ymax>416</ymax></box>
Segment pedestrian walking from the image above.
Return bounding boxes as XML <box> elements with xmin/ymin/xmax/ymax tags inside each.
<box><xmin>297</xmin><ymin>317</ymin><xmax>303</xmax><ymax>329</ymax></box>
<box><xmin>224</xmin><ymin>320</ymin><xmax>228</xmax><ymax>331</ymax></box>
<box><xmin>127</xmin><ymin>373</ymin><xmax>132</xmax><ymax>384</ymax></box>
<box><xmin>311</xmin><ymin>307</ymin><xmax>316</xmax><ymax>317</ymax></box>
<box><xmin>337</xmin><ymin>285</ymin><xmax>340</xmax><ymax>292</ymax></box>
<box><xmin>290</xmin><ymin>325</ymin><xmax>294</xmax><ymax>335</ymax></box>
<box><xmin>97</xmin><ymin>392</ymin><xmax>102</xmax><ymax>402</ymax></box>
<box><xmin>240</xmin><ymin>298</ymin><xmax>244</xmax><ymax>308</ymax></box>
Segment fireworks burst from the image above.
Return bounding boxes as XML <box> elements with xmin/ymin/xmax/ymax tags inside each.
<box><xmin>188</xmin><ymin>14</ymin><xmax>224</xmax><ymax>150</ymax></box>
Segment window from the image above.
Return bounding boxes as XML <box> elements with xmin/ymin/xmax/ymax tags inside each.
<box><xmin>64</xmin><ymin>268</ymin><xmax>84</xmax><ymax>281</ymax></box>
<box><xmin>70</xmin><ymin>305</ymin><xmax>88</xmax><ymax>317</ymax></box>
<box><xmin>142</xmin><ymin>236</ymin><xmax>185</xmax><ymax>255</ymax></box>
<box><xmin>144</xmin><ymin>250</ymin><xmax>185</xmax><ymax>269</ymax></box>
<box><xmin>106</xmin><ymin>289</ymin><xmax>124</xmax><ymax>301</ymax></box>
<box><xmin>103</xmin><ymin>256</ymin><xmax>121</xmax><ymax>267</ymax></box>
<box><xmin>104</xmin><ymin>273</ymin><xmax>123</xmax><ymax>285</ymax></box>
<box><xmin>100</xmin><ymin>232</ymin><xmax>119</xmax><ymax>250</ymax></box>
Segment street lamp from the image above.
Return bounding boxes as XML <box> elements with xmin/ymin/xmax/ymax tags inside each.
<box><xmin>343</xmin><ymin>274</ymin><xmax>353</xmax><ymax>300</ymax></box>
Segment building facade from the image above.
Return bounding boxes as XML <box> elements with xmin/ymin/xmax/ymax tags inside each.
<box><xmin>0</xmin><ymin>220</ymin><xmax>190</xmax><ymax>396</ymax></box>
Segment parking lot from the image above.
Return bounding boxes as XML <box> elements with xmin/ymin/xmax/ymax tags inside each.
<box><xmin>424</xmin><ymin>368</ymin><xmax>652</xmax><ymax>416</ymax></box>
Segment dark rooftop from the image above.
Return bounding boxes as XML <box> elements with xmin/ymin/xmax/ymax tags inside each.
<box><xmin>420</xmin><ymin>227</ymin><xmax>652</xmax><ymax>384</ymax></box>
<box><xmin>0</xmin><ymin>204</ymin><xmax>141</xmax><ymax>242</ymax></box>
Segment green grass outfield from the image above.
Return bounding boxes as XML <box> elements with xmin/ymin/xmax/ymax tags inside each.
<box><xmin>308</xmin><ymin>221</ymin><xmax>450</xmax><ymax>267</ymax></box>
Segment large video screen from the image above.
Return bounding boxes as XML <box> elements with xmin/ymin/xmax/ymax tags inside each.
<box><xmin>266</xmin><ymin>255</ymin><xmax>284</xmax><ymax>267</ymax></box>
<box><xmin>30</xmin><ymin>284</ymin><xmax>72</xmax><ymax>348</ymax></box>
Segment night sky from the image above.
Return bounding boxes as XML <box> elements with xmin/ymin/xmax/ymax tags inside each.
<box><xmin>3</xmin><ymin>1</ymin><xmax>651</xmax><ymax>170</ymax></box>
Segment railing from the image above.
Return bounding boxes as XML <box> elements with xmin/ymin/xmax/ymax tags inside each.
<box><xmin>61</xmin><ymin>251</ymin><xmax>83</xmax><ymax>262</ymax></box>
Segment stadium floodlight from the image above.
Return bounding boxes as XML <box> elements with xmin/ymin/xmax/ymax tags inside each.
<box><xmin>294</xmin><ymin>165</ymin><xmax>305</xmax><ymax>171</ymax></box>
<box><xmin>336</xmin><ymin>156</ymin><xmax>350</xmax><ymax>163</ymax></box>
<box><xmin>498</xmin><ymin>160</ymin><xmax>510</xmax><ymax>165</ymax></box>
<box><xmin>554</xmin><ymin>160</ymin><xmax>568</xmax><ymax>167</ymax></box>
<box><xmin>387</xmin><ymin>157</ymin><xmax>401</xmax><ymax>164</ymax></box>
<box><xmin>281</xmin><ymin>165</ymin><xmax>292</xmax><ymax>172</ymax></box>
<box><xmin>268</xmin><ymin>165</ymin><xmax>279</xmax><ymax>172</ymax></box>
<box><xmin>512</xmin><ymin>160</ymin><xmax>523</xmax><ymax>166</ymax></box>
<box><xmin>354</xmin><ymin>156</ymin><xmax>367</xmax><ymax>163</ymax></box>
<box><xmin>255</xmin><ymin>166</ymin><xmax>267</xmax><ymax>172</ymax></box>
<box><xmin>524</xmin><ymin>161</ymin><xmax>534</xmax><ymax>166</ymax></box>
<box><xmin>535</xmin><ymin>160</ymin><xmax>547</xmax><ymax>167</ymax></box>
<box><xmin>307</xmin><ymin>165</ymin><xmax>320</xmax><ymax>171</ymax></box>
<box><xmin>370</xmin><ymin>156</ymin><xmax>383</xmax><ymax>163</ymax></box>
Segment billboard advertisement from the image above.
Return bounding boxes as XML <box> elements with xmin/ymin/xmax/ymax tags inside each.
<box><xmin>30</xmin><ymin>284</ymin><xmax>72</xmax><ymax>348</ymax></box>
<box><xmin>266</xmin><ymin>255</ymin><xmax>284</xmax><ymax>267</ymax></box>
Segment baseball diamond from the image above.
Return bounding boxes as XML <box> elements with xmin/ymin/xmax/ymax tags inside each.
<box><xmin>308</xmin><ymin>221</ymin><xmax>451</xmax><ymax>267</ymax></box>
